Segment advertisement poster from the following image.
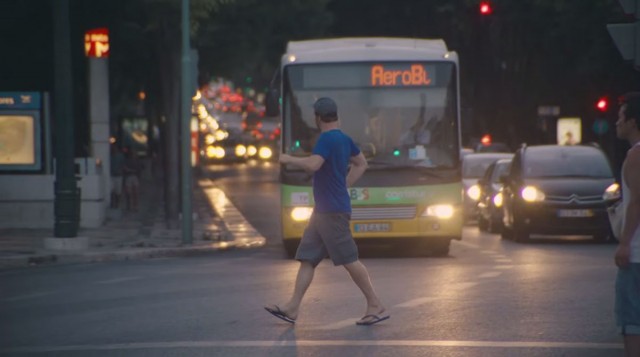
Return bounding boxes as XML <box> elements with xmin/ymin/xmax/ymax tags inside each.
<box><xmin>0</xmin><ymin>115</ymin><xmax>35</xmax><ymax>165</ymax></box>
<box><xmin>556</xmin><ymin>117</ymin><xmax>582</xmax><ymax>146</ymax></box>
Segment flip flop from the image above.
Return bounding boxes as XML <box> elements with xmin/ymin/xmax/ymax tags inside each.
<box><xmin>356</xmin><ymin>314</ymin><xmax>390</xmax><ymax>326</ymax></box>
<box><xmin>264</xmin><ymin>306</ymin><xmax>296</xmax><ymax>324</ymax></box>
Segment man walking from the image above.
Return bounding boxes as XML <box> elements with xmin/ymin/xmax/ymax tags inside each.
<box><xmin>614</xmin><ymin>92</ymin><xmax>640</xmax><ymax>357</ymax></box>
<box><xmin>265</xmin><ymin>97</ymin><xmax>388</xmax><ymax>326</ymax></box>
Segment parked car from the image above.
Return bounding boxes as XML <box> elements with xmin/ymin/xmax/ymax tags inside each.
<box><xmin>477</xmin><ymin>158</ymin><xmax>512</xmax><ymax>233</ymax></box>
<box><xmin>501</xmin><ymin>144</ymin><xmax>620</xmax><ymax>243</ymax></box>
<box><xmin>462</xmin><ymin>153</ymin><xmax>514</xmax><ymax>222</ymax></box>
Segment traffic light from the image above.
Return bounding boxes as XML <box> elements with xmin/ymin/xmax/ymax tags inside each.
<box><xmin>479</xmin><ymin>1</ymin><xmax>493</xmax><ymax>15</ymax></box>
<box><xmin>607</xmin><ymin>0</ymin><xmax>640</xmax><ymax>69</ymax></box>
<box><xmin>596</xmin><ymin>97</ymin><xmax>609</xmax><ymax>112</ymax></box>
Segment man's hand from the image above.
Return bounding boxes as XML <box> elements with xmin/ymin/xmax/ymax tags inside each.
<box><xmin>279</xmin><ymin>153</ymin><xmax>293</xmax><ymax>165</ymax></box>
<box><xmin>615</xmin><ymin>244</ymin><xmax>631</xmax><ymax>268</ymax></box>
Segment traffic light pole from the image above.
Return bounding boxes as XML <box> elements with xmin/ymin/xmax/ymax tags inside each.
<box><xmin>52</xmin><ymin>0</ymin><xmax>80</xmax><ymax>238</ymax></box>
<box><xmin>180</xmin><ymin>0</ymin><xmax>193</xmax><ymax>245</ymax></box>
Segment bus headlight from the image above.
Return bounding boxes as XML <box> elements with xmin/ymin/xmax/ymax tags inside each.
<box><xmin>259</xmin><ymin>146</ymin><xmax>273</xmax><ymax>159</ymax></box>
<box><xmin>422</xmin><ymin>204</ymin><xmax>454</xmax><ymax>219</ymax></box>
<box><xmin>493</xmin><ymin>192</ymin><xmax>504</xmax><ymax>207</ymax></box>
<box><xmin>466</xmin><ymin>184</ymin><xmax>481</xmax><ymax>201</ymax></box>
<box><xmin>521</xmin><ymin>186</ymin><xmax>545</xmax><ymax>202</ymax></box>
<box><xmin>291</xmin><ymin>207</ymin><xmax>313</xmax><ymax>221</ymax></box>
<box><xmin>247</xmin><ymin>145</ymin><xmax>258</xmax><ymax>157</ymax></box>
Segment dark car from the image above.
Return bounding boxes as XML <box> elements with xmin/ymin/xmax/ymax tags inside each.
<box><xmin>501</xmin><ymin>145</ymin><xmax>620</xmax><ymax>242</ymax></box>
<box><xmin>477</xmin><ymin>158</ymin><xmax>512</xmax><ymax>233</ymax></box>
<box><xmin>462</xmin><ymin>153</ymin><xmax>514</xmax><ymax>222</ymax></box>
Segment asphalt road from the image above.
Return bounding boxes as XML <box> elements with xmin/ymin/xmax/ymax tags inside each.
<box><xmin>0</xmin><ymin>162</ymin><xmax>623</xmax><ymax>356</ymax></box>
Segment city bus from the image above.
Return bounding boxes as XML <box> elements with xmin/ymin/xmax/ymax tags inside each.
<box><xmin>268</xmin><ymin>38</ymin><xmax>463</xmax><ymax>257</ymax></box>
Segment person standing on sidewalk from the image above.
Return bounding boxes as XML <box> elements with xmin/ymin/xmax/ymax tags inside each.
<box><xmin>614</xmin><ymin>92</ymin><xmax>640</xmax><ymax>357</ymax></box>
<box><xmin>265</xmin><ymin>97</ymin><xmax>388</xmax><ymax>326</ymax></box>
<box><xmin>122</xmin><ymin>148</ymin><xmax>143</xmax><ymax>211</ymax></box>
<box><xmin>110</xmin><ymin>144</ymin><xmax>125</xmax><ymax>209</ymax></box>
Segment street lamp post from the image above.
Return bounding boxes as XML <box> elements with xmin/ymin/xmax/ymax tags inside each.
<box><xmin>181</xmin><ymin>0</ymin><xmax>193</xmax><ymax>245</ymax></box>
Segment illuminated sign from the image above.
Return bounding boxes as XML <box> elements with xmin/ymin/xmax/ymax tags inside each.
<box><xmin>84</xmin><ymin>28</ymin><xmax>110</xmax><ymax>58</ymax></box>
<box><xmin>0</xmin><ymin>92</ymin><xmax>41</xmax><ymax>110</ymax></box>
<box><xmin>371</xmin><ymin>64</ymin><xmax>432</xmax><ymax>87</ymax></box>
<box><xmin>294</xmin><ymin>63</ymin><xmax>446</xmax><ymax>89</ymax></box>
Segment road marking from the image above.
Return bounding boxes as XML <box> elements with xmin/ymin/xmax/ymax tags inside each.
<box><xmin>494</xmin><ymin>258</ymin><xmax>512</xmax><ymax>263</ymax></box>
<box><xmin>478</xmin><ymin>271</ymin><xmax>502</xmax><ymax>278</ymax></box>
<box><xmin>315</xmin><ymin>318</ymin><xmax>358</xmax><ymax>330</ymax></box>
<box><xmin>0</xmin><ymin>339</ymin><xmax>623</xmax><ymax>353</ymax></box>
<box><xmin>95</xmin><ymin>277</ymin><xmax>142</xmax><ymax>285</ymax></box>
<box><xmin>394</xmin><ymin>296</ymin><xmax>438</xmax><ymax>308</ymax></box>
<box><xmin>453</xmin><ymin>241</ymin><xmax>479</xmax><ymax>249</ymax></box>
<box><xmin>1</xmin><ymin>291</ymin><xmax>56</xmax><ymax>302</ymax></box>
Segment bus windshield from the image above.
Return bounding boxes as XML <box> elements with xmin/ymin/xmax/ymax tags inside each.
<box><xmin>282</xmin><ymin>62</ymin><xmax>459</xmax><ymax>169</ymax></box>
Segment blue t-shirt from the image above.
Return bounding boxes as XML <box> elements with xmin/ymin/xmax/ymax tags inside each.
<box><xmin>312</xmin><ymin>129</ymin><xmax>361</xmax><ymax>213</ymax></box>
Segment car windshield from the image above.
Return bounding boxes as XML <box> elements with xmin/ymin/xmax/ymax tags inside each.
<box><xmin>462</xmin><ymin>155</ymin><xmax>512</xmax><ymax>178</ymax></box>
<box><xmin>491</xmin><ymin>161</ymin><xmax>511</xmax><ymax>182</ymax></box>
<box><xmin>523</xmin><ymin>147</ymin><xmax>613</xmax><ymax>178</ymax></box>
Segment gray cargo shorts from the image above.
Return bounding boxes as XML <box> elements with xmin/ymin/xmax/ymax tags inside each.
<box><xmin>295</xmin><ymin>212</ymin><xmax>359</xmax><ymax>267</ymax></box>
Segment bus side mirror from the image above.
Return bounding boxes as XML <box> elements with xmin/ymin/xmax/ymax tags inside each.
<box><xmin>265</xmin><ymin>89</ymin><xmax>280</xmax><ymax>117</ymax></box>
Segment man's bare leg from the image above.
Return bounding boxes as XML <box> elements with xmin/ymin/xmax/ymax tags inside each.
<box><xmin>343</xmin><ymin>260</ymin><xmax>385</xmax><ymax>319</ymax></box>
<box><xmin>268</xmin><ymin>261</ymin><xmax>315</xmax><ymax>320</ymax></box>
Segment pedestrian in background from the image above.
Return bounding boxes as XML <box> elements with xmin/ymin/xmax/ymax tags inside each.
<box><xmin>122</xmin><ymin>148</ymin><xmax>143</xmax><ymax>211</ymax></box>
<box><xmin>265</xmin><ymin>97</ymin><xmax>388</xmax><ymax>326</ymax></box>
<box><xmin>110</xmin><ymin>143</ymin><xmax>125</xmax><ymax>209</ymax></box>
<box><xmin>613</xmin><ymin>92</ymin><xmax>640</xmax><ymax>357</ymax></box>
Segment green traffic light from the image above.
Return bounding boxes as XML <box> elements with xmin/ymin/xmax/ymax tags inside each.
<box><xmin>393</xmin><ymin>149</ymin><xmax>400</xmax><ymax>156</ymax></box>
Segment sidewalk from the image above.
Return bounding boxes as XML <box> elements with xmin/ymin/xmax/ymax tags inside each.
<box><xmin>0</xmin><ymin>166</ymin><xmax>266</xmax><ymax>270</ymax></box>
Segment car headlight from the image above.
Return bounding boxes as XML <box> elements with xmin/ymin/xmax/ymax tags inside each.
<box><xmin>259</xmin><ymin>146</ymin><xmax>273</xmax><ymax>159</ymax></box>
<box><xmin>466</xmin><ymin>184</ymin><xmax>481</xmax><ymax>201</ymax></box>
<box><xmin>214</xmin><ymin>146</ymin><xmax>225</xmax><ymax>159</ymax></box>
<box><xmin>603</xmin><ymin>183</ymin><xmax>621</xmax><ymax>201</ymax></box>
<box><xmin>247</xmin><ymin>145</ymin><xmax>258</xmax><ymax>156</ymax></box>
<box><xmin>521</xmin><ymin>186</ymin><xmax>545</xmax><ymax>202</ymax></box>
<box><xmin>291</xmin><ymin>207</ymin><xmax>313</xmax><ymax>221</ymax></box>
<box><xmin>235</xmin><ymin>144</ymin><xmax>247</xmax><ymax>157</ymax></box>
<box><xmin>422</xmin><ymin>204</ymin><xmax>454</xmax><ymax>219</ymax></box>
<box><xmin>493</xmin><ymin>192</ymin><xmax>504</xmax><ymax>207</ymax></box>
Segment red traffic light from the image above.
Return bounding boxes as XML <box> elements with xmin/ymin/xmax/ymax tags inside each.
<box><xmin>596</xmin><ymin>97</ymin><xmax>608</xmax><ymax>112</ymax></box>
<box><xmin>480</xmin><ymin>1</ymin><xmax>493</xmax><ymax>15</ymax></box>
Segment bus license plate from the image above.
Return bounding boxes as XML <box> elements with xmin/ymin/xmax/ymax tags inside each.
<box><xmin>354</xmin><ymin>223</ymin><xmax>391</xmax><ymax>232</ymax></box>
<box><xmin>557</xmin><ymin>209</ymin><xmax>593</xmax><ymax>217</ymax></box>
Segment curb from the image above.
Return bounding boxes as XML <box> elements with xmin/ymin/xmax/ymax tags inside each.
<box><xmin>0</xmin><ymin>236</ymin><xmax>266</xmax><ymax>271</ymax></box>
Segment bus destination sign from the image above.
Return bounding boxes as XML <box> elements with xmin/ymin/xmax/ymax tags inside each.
<box><xmin>371</xmin><ymin>64</ymin><xmax>433</xmax><ymax>87</ymax></box>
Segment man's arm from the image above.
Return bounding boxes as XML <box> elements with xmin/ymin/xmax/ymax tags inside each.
<box><xmin>347</xmin><ymin>152</ymin><xmax>368</xmax><ymax>187</ymax></box>
<box><xmin>615</xmin><ymin>148</ymin><xmax>640</xmax><ymax>267</ymax></box>
<box><xmin>280</xmin><ymin>153</ymin><xmax>324</xmax><ymax>173</ymax></box>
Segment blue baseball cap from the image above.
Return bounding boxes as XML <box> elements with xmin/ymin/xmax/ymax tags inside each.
<box><xmin>313</xmin><ymin>97</ymin><xmax>338</xmax><ymax>118</ymax></box>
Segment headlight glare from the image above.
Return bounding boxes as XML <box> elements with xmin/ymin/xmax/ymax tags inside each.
<box><xmin>521</xmin><ymin>186</ymin><xmax>545</xmax><ymax>202</ymax></box>
<box><xmin>291</xmin><ymin>207</ymin><xmax>313</xmax><ymax>221</ymax></box>
<box><xmin>423</xmin><ymin>204</ymin><xmax>454</xmax><ymax>219</ymax></box>
<box><xmin>467</xmin><ymin>184</ymin><xmax>481</xmax><ymax>201</ymax></box>
<box><xmin>603</xmin><ymin>183</ymin><xmax>621</xmax><ymax>201</ymax></box>
<box><xmin>493</xmin><ymin>192</ymin><xmax>503</xmax><ymax>207</ymax></box>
